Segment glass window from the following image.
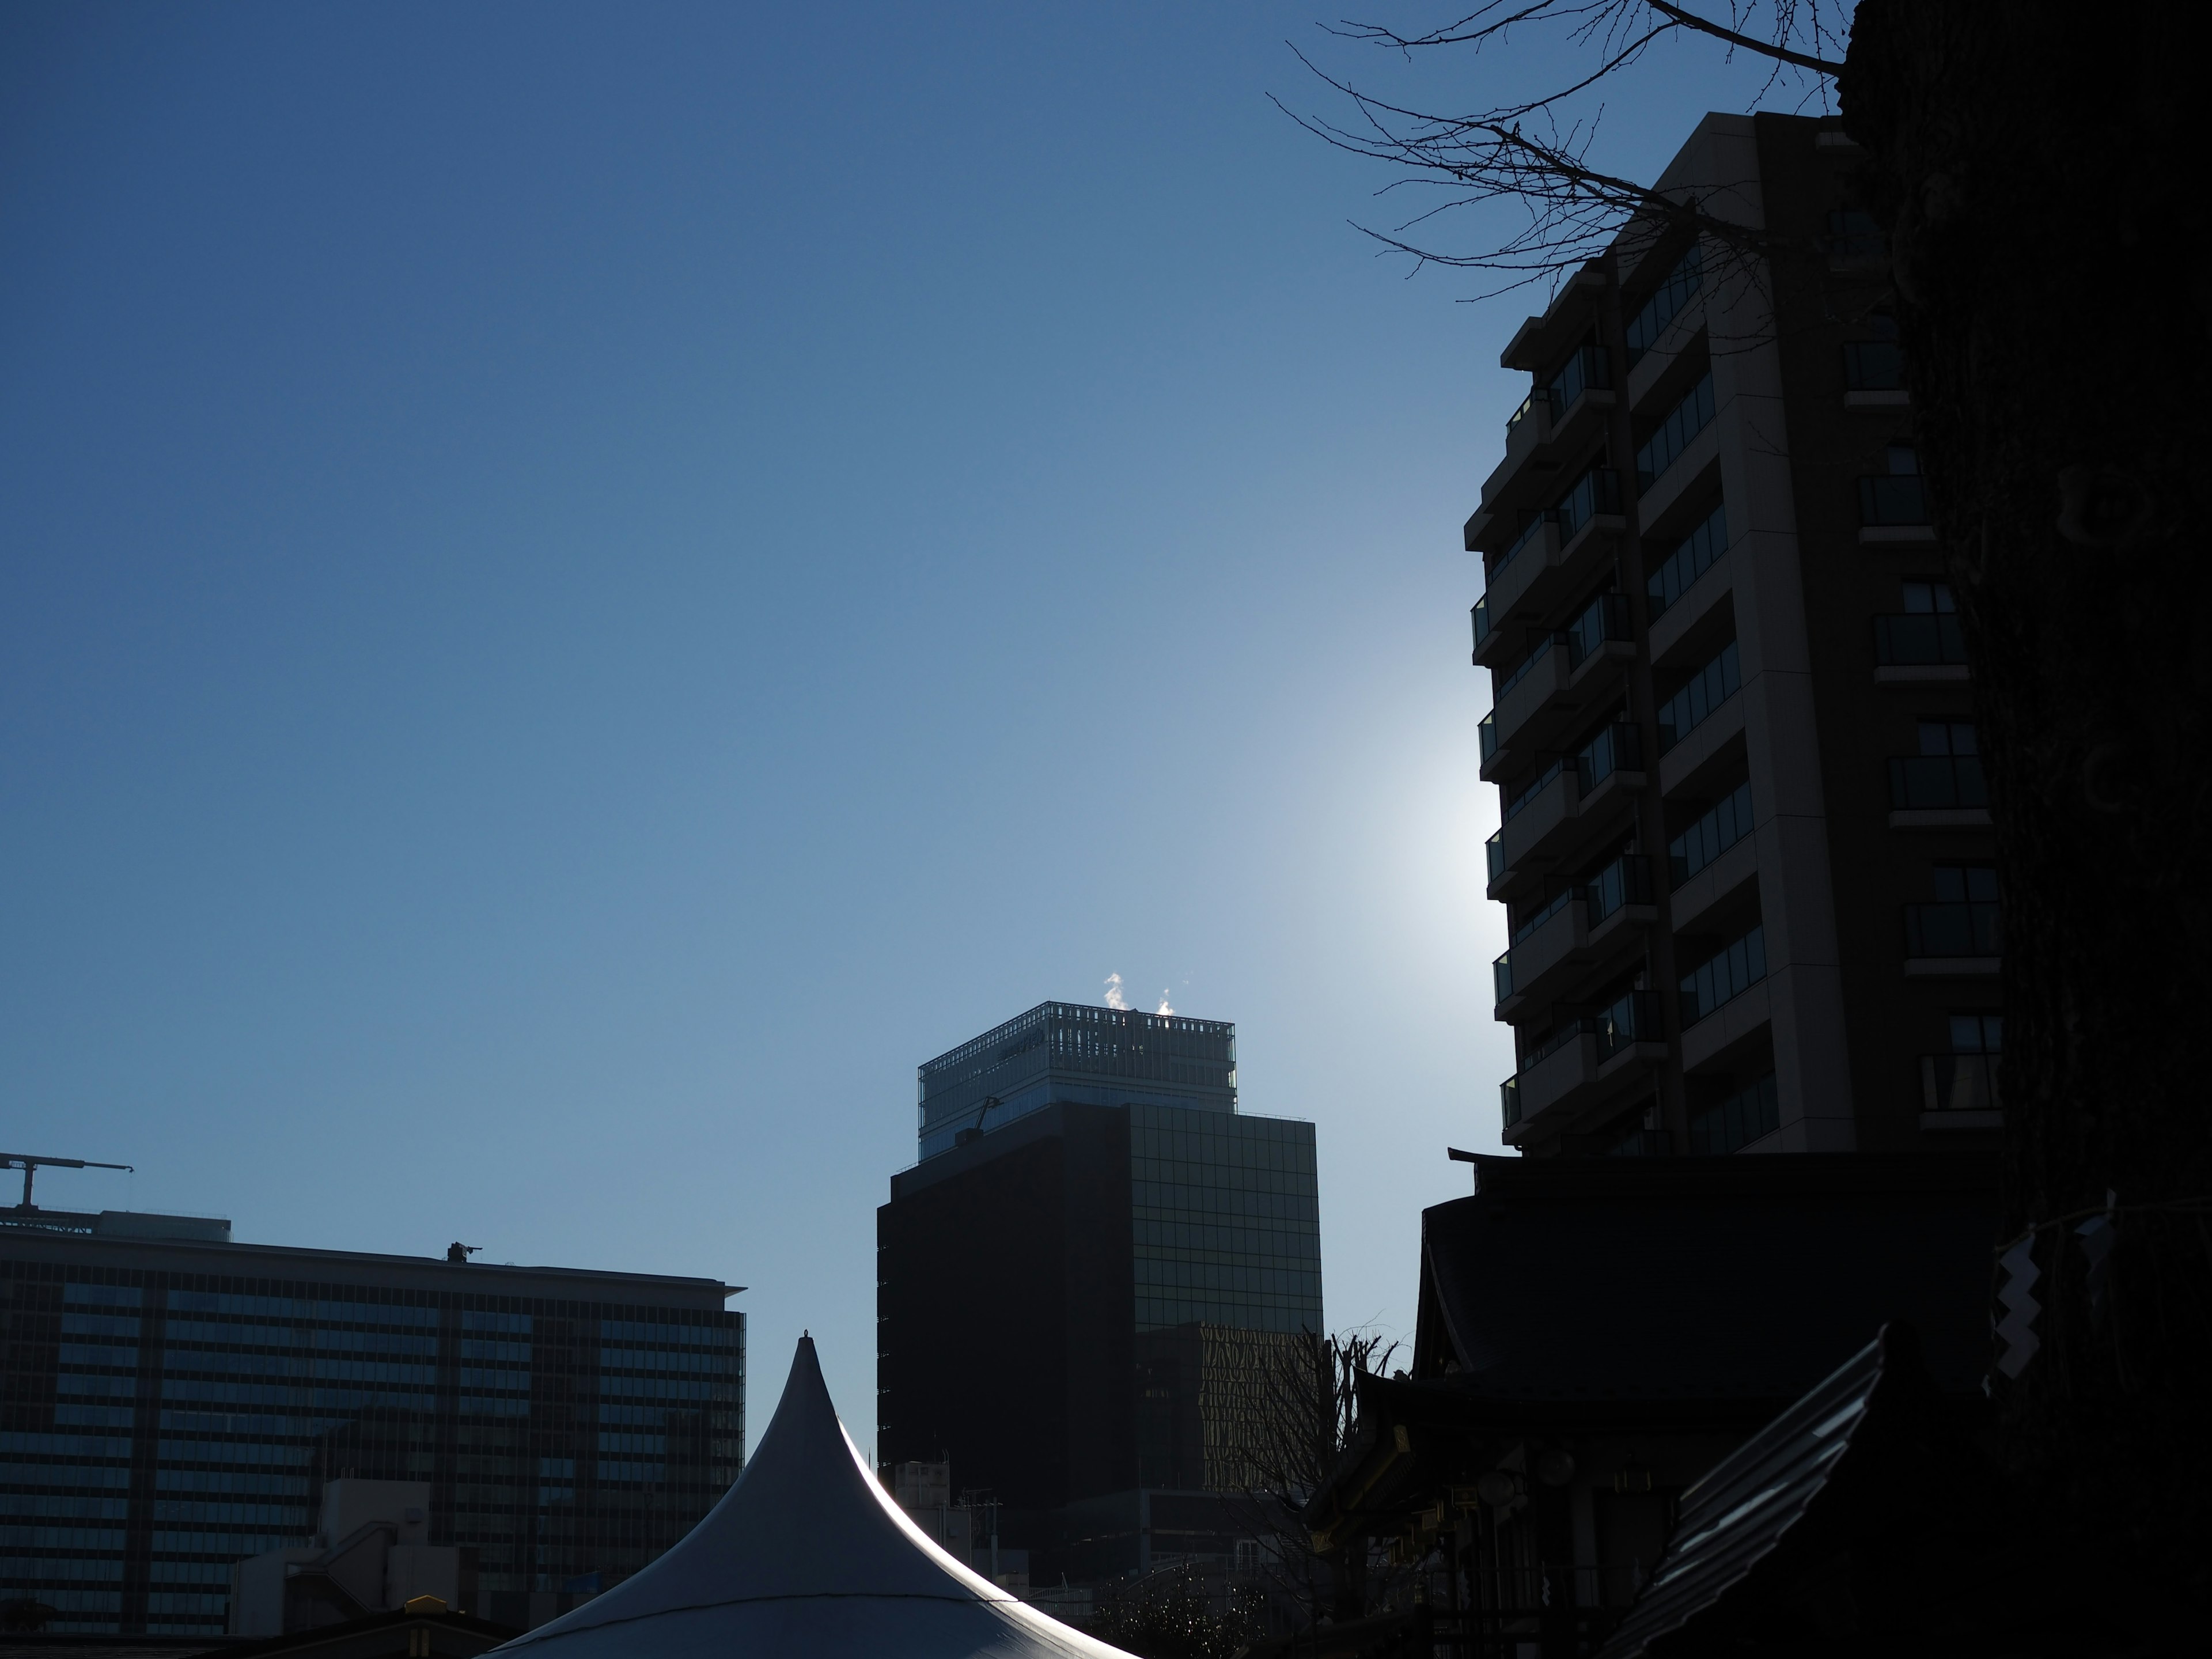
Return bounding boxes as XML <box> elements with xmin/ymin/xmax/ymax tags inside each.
<box><xmin>1633</xmin><ymin>372</ymin><xmax>1715</xmax><ymax>491</ymax></box>
<box><xmin>1624</xmin><ymin>243</ymin><xmax>1703</xmax><ymax>364</ymax></box>
<box><xmin>1918</xmin><ymin>719</ymin><xmax>1976</xmax><ymax>756</ymax></box>
<box><xmin>1657</xmin><ymin>640</ymin><xmax>1741</xmax><ymax>752</ymax></box>
<box><xmin>1901</xmin><ymin>581</ymin><xmax>1955</xmax><ymax>613</ymax></box>
<box><xmin>1827</xmin><ymin>210</ymin><xmax>1885</xmax><ymax>258</ymax></box>
<box><xmin>1688</xmin><ymin>1073</ymin><xmax>1780</xmax><ymax>1155</ymax></box>
<box><xmin>1668</xmin><ymin>780</ymin><xmax>1753</xmax><ymax>888</ymax></box>
<box><xmin>1646</xmin><ymin>501</ymin><xmax>1727</xmax><ymax>617</ymax></box>
<box><xmin>1932</xmin><ymin>863</ymin><xmax>1999</xmax><ymax>903</ymax></box>
<box><xmin>1679</xmin><ymin>925</ymin><xmax>1767</xmax><ymax>1024</ymax></box>
<box><xmin>1949</xmin><ymin>1013</ymin><xmax>2003</xmax><ymax>1053</ymax></box>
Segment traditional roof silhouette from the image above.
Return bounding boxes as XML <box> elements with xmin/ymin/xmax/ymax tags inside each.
<box><xmin>1594</xmin><ymin>1322</ymin><xmax>2010</xmax><ymax>1658</ymax></box>
<box><xmin>493</xmin><ymin>1335</ymin><xmax>1135</xmax><ymax>1658</ymax></box>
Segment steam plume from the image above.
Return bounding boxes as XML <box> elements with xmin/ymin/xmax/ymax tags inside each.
<box><xmin>1156</xmin><ymin>993</ymin><xmax>1175</xmax><ymax>1016</ymax></box>
<box><xmin>1104</xmin><ymin>973</ymin><xmax>1128</xmax><ymax>1011</ymax></box>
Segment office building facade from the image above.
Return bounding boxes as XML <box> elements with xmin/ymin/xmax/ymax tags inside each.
<box><xmin>880</xmin><ymin>1003</ymin><xmax>1321</xmax><ymax>1580</ymax></box>
<box><xmin>1468</xmin><ymin>112</ymin><xmax>2001</xmax><ymax>1157</ymax></box>
<box><xmin>0</xmin><ymin>1207</ymin><xmax>743</xmax><ymax>1637</ymax></box>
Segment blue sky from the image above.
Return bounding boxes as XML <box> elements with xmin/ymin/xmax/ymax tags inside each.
<box><xmin>2</xmin><ymin>3</ymin><xmax>1815</xmax><ymax>1447</ymax></box>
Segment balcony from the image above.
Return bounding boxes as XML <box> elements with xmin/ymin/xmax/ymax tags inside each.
<box><xmin>1584</xmin><ymin>852</ymin><xmax>1655</xmax><ymax>948</ymax></box>
<box><xmin>1543</xmin><ymin>343</ymin><xmax>1610</xmax><ymax>420</ymax></box>
<box><xmin>1657</xmin><ymin>641</ymin><xmax>1741</xmax><ymax>753</ymax></box>
<box><xmin>1555</xmin><ymin>465</ymin><xmax>1620</xmax><ymax>545</ymax></box>
<box><xmin>1633</xmin><ymin>372</ymin><xmax>1715</xmax><ymax>494</ymax></box>
<box><xmin>1470</xmin><ymin>597</ymin><xmax>1491</xmax><ymax>665</ymax></box>
<box><xmin>1922</xmin><ymin>1053</ymin><xmax>2001</xmax><ymax>1120</ymax></box>
<box><xmin>1858</xmin><ymin>474</ymin><xmax>1933</xmax><ymax>544</ymax></box>
<box><xmin>1563</xmin><ymin>591</ymin><xmax>1633</xmax><ymax>676</ymax></box>
<box><xmin>1480</xmin><ymin>469</ymin><xmax>1624</xmax><ymax>632</ymax></box>
<box><xmin>1904</xmin><ymin>902</ymin><xmax>2001</xmax><ymax>974</ymax></box>
<box><xmin>1482</xmin><ymin>518</ymin><xmax>1559</xmax><ymax>630</ymax></box>
<box><xmin>1576</xmin><ymin>721</ymin><xmax>1642</xmax><ymax>795</ymax></box>
<box><xmin>1492</xmin><ymin>634</ymin><xmax>1569</xmax><ymax>752</ymax></box>
<box><xmin>1502</xmin><ymin>1026</ymin><xmax>1601</xmax><ymax>1137</ymax></box>
<box><xmin>1501</xmin><ymin>387</ymin><xmax>1552</xmax><ymax>466</ymax></box>
<box><xmin>1595</xmin><ymin>988</ymin><xmax>1663</xmax><ymax>1064</ymax></box>
<box><xmin>1486</xmin><ymin>830</ymin><xmax>1506</xmax><ymax>894</ymax></box>
<box><xmin>1873</xmin><ymin>612</ymin><xmax>1967</xmax><ymax>682</ymax></box>
<box><xmin>1887</xmin><ymin>754</ymin><xmax>1988</xmax><ymax>827</ymax></box>
<box><xmin>1497</xmin><ymin>726</ymin><xmax>1647</xmax><ymax>878</ymax></box>
<box><xmin>1844</xmin><ymin>340</ymin><xmax>1903</xmax><ymax>391</ymax></box>
<box><xmin>1495</xmin><ymin>857</ymin><xmax>1653</xmax><ymax>1018</ymax></box>
<box><xmin>1494</xmin><ymin>890</ymin><xmax>1583</xmax><ymax>1018</ymax></box>
<box><xmin>1497</xmin><ymin>760</ymin><xmax>1573</xmax><ymax>871</ymax></box>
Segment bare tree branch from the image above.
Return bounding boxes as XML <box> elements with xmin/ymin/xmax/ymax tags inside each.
<box><xmin>1286</xmin><ymin>2</ymin><xmax>1850</xmax><ymax>290</ymax></box>
<box><xmin>1644</xmin><ymin>1</ymin><xmax>1843</xmax><ymax>73</ymax></box>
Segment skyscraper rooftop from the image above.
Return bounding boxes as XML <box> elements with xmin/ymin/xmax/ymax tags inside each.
<box><xmin>915</xmin><ymin>1002</ymin><xmax>1236</xmax><ymax>1161</ymax></box>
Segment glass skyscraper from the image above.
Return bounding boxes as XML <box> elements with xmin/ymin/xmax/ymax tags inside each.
<box><xmin>880</xmin><ymin>1002</ymin><xmax>1323</xmax><ymax>1581</ymax></box>
<box><xmin>0</xmin><ymin>1211</ymin><xmax>742</xmax><ymax>1637</ymax></box>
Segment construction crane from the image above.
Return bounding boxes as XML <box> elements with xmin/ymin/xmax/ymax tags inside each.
<box><xmin>953</xmin><ymin>1096</ymin><xmax>1001</xmax><ymax>1149</ymax></box>
<box><xmin>0</xmin><ymin>1153</ymin><xmax>132</xmax><ymax>1211</ymax></box>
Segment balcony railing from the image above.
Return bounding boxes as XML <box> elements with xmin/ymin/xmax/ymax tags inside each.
<box><xmin>1575</xmin><ymin>721</ymin><xmax>1642</xmax><ymax>794</ymax></box>
<box><xmin>1657</xmin><ymin>640</ymin><xmax>1741</xmax><ymax>753</ymax></box>
<box><xmin>1858</xmin><ymin>474</ymin><xmax>1929</xmax><ymax>526</ymax></box>
<box><xmin>1585</xmin><ymin>853</ymin><xmax>1652</xmax><ymax>925</ymax></box>
<box><xmin>1689</xmin><ymin>1073</ymin><xmax>1779</xmax><ymax>1154</ymax></box>
<box><xmin>1889</xmin><ymin>754</ymin><xmax>1987</xmax><ymax>809</ymax></box>
<box><xmin>1494</xmin><ymin>950</ymin><xmax>1514</xmax><ymax>1006</ymax></box>
<box><xmin>1595</xmin><ymin>989</ymin><xmax>1661</xmax><ymax>1063</ymax></box>
<box><xmin>1470</xmin><ymin>596</ymin><xmax>1491</xmax><ymax>662</ymax></box>
<box><xmin>1604</xmin><ymin>1127</ymin><xmax>1672</xmax><ymax>1158</ymax></box>
<box><xmin>1479</xmin><ymin>711</ymin><xmax>1498</xmax><ymax>766</ymax></box>
<box><xmin>1500</xmin><ymin>1074</ymin><xmax>1521</xmax><ymax>1129</ymax></box>
<box><xmin>1496</xmin><ymin>631</ymin><xmax>1555</xmax><ymax>700</ymax></box>
<box><xmin>1680</xmin><ymin>925</ymin><xmax>1766</xmax><ymax>1025</ymax></box>
<box><xmin>1922</xmin><ymin>1053</ymin><xmax>2001</xmax><ymax>1112</ymax></box>
<box><xmin>1624</xmin><ymin>244</ymin><xmax>1702</xmax><ymax>366</ymax></box>
<box><xmin>1502</xmin><ymin>756</ymin><xmax>1566</xmax><ymax>822</ymax></box>
<box><xmin>1905</xmin><ymin>901</ymin><xmax>2002</xmax><ymax>957</ymax></box>
<box><xmin>1542</xmin><ymin>343</ymin><xmax>1610</xmax><ymax>420</ymax></box>
<box><xmin>1669</xmin><ymin>779</ymin><xmax>1753</xmax><ymax>888</ymax></box>
<box><xmin>1844</xmin><ymin>340</ymin><xmax>1903</xmax><ymax>391</ymax></box>
<box><xmin>1510</xmin><ymin>887</ymin><xmax>1574</xmax><ymax>947</ymax></box>
<box><xmin>1523</xmin><ymin>1016</ymin><xmax>1592</xmax><ymax>1069</ymax></box>
<box><xmin>1564</xmin><ymin>592</ymin><xmax>1631</xmax><ymax>671</ymax></box>
<box><xmin>1826</xmin><ymin>209</ymin><xmax>1887</xmax><ymax>262</ymax></box>
<box><xmin>1633</xmin><ymin>372</ymin><xmax>1715</xmax><ymax>492</ymax></box>
<box><xmin>1646</xmin><ymin>501</ymin><xmax>1728</xmax><ymax>619</ymax></box>
<box><xmin>1504</xmin><ymin>389</ymin><xmax>1538</xmax><ymax>444</ymax></box>
<box><xmin>1874</xmin><ymin>612</ymin><xmax>1967</xmax><ymax>665</ymax></box>
<box><xmin>1555</xmin><ymin>467</ymin><xmax>1621</xmax><ymax>544</ymax></box>
<box><xmin>1492</xmin><ymin>512</ymin><xmax>1549</xmax><ymax>582</ymax></box>
<box><xmin>1486</xmin><ymin>831</ymin><xmax>1505</xmax><ymax>885</ymax></box>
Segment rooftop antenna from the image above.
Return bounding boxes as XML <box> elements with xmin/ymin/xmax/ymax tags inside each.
<box><xmin>0</xmin><ymin>1154</ymin><xmax>132</xmax><ymax>1211</ymax></box>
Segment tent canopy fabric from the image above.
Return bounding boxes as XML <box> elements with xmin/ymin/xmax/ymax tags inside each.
<box><xmin>492</xmin><ymin>1336</ymin><xmax>1135</xmax><ymax>1658</ymax></box>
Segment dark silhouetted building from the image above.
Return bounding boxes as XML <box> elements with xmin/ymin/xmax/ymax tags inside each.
<box><xmin>0</xmin><ymin>1206</ymin><xmax>743</xmax><ymax>1639</ymax></box>
<box><xmin>879</xmin><ymin>1002</ymin><xmax>1321</xmax><ymax>1581</ymax></box>
<box><xmin>1467</xmin><ymin>113</ymin><xmax>2000</xmax><ymax>1157</ymax></box>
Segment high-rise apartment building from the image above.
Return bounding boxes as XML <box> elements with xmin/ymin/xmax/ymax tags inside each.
<box><xmin>878</xmin><ymin>1002</ymin><xmax>1321</xmax><ymax>1581</ymax></box>
<box><xmin>1469</xmin><ymin>112</ymin><xmax>2000</xmax><ymax>1158</ymax></box>
<box><xmin>0</xmin><ymin>1206</ymin><xmax>743</xmax><ymax>1638</ymax></box>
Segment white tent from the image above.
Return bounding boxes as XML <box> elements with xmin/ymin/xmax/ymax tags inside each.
<box><xmin>492</xmin><ymin>1336</ymin><xmax>1137</xmax><ymax>1658</ymax></box>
